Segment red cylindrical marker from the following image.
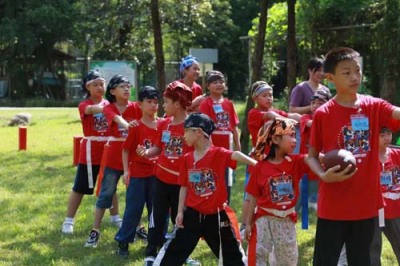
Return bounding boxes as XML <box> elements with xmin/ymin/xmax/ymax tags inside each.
<box><xmin>19</xmin><ymin>126</ymin><xmax>27</xmax><ymax>151</ymax></box>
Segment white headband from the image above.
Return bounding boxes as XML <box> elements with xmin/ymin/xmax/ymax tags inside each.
<box><xmin>252</xmin><ymin>84</ymin><xmax>272</xmax><ymax>97</ymax></box>
<box><xmin>86</xmin><ymin>77</ymin><xmax>106</xmax><ymax>86</ymax></box>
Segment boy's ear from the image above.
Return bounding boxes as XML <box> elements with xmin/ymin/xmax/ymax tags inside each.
<box><xmin>325</xmin><ymin>73</ymin><xmax>334</xmax><ymax>83</ymax></box>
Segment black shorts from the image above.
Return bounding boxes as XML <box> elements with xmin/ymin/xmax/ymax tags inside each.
<box><xmin>72</xmin><ymin>164</ymin><xmax>101</xmax><ymax>194</ymax></box>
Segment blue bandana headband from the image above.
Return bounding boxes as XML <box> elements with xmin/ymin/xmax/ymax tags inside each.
<box><xmin>179</xmin><ymin>55</ymin><xmax>199</xmax><ymax>73</ymax></box>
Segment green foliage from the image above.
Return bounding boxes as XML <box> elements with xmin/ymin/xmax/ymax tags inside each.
<box><xmin>0</xmin><ymin>0</ymin><xmax>77</xmax><ymax>99</ymax></box>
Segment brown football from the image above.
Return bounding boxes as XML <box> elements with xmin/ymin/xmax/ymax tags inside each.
<box><xmin>323</xmin><ymin>149</ymin><xmax>356</xmax><ymax>174</ymax></box>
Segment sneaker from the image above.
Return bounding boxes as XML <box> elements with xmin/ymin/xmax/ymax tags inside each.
<box><xmin>84</xmin><ymin>230</ymin><xmax>100</xmax><ymax>248</ymax></box>
<box><xmin>239</xmin><ymin>224</ymin><xmax>246</xmax><ymax>240</ymax></box>
<box><xmin>144</xmin><ymin>256</ymin><xmax>155</xmax><ymax>266</ymax></box>
<box><xmin>309</xmin><ymin>201</ymin><xmax>318</xmax><ymax>211</ymax></box>
<box><xmin>136</xmin><ymin>226</ymin><xmax>148</xmax><ymax>240</ymax></box>
<box><xmin>110</xmin><ymin>217</ymin><xmax>123</xmax><ymax>228</ymax></box>
<box><xmin>117</xmin><ymin>242</ymin><xmax>129</xmax><ymax>259</ymax></box>
<box><xmin>186</xmin><ymin>258</ymin><xmax>201</xmax><ymax>266</ymax></box>
<box><xmin>61</xmin><ymin>222</ymin><xmax>74</xmax><ymax>234</ymax></box>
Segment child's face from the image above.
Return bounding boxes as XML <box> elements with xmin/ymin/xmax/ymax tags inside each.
<box><xmin>207</xmin><ymin>79</ymin><xmax>225</xmax><ymax>96</ymax></box>
<box><xmin>310</xmin><ymin>99</ymin><xmax>325</xmax><ymax>113</ymax></box>
<box><xmin>163</xmin><ymin>97</ymin><xmax>179</xmax><ymax>116</ymax></box>
<box><xmin>183</xmin><ymin>63</ymin><xmax>200</xmax><ymax>81</ymax></box>
<box><xmin>326</xmin><ymin>59</ymin><xmax>361</xmax><ymax>94</ymax></box>
<box><xmin>111</xmin><ymin>83</ymin><xmax>131</xmax><ymax>101</ymax></box>
<box><xmin>254</xmin><ymin>90</ymin><xmax>273</xmax><ymax>109</ymax></box>
<box><xmin>86</xmin><ymin>80</ymin><xmax>105</xmax><ymax>98</ymax></box>
<box><xmin>379</xmin><ymin>131</ymin><xmax>392</xmax><ymax>149</ymax></box>
<box><xmin>274</xmin><ymin>132</ymin><xmax>297</xmax><ymax>154</ymax></box>
<box><xmin>139</xmin><ymin>98</ymin><xmax>159</xmax><ymax>116</ymax></box>
<box><xmin>309</xmin><ymin>67</ymin><xmax>325</xmax><ymax>84</ymax></box>
<box><xmin>183</xmin><ymin>128</ymin><xmax>200</xmax><ymax>146</ymax></box>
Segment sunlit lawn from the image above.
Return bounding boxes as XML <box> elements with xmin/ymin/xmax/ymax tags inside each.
<box><xmin>0</xmin><ymin>106</ymin><xmax>396</xmax><ymax>265</ymax></box>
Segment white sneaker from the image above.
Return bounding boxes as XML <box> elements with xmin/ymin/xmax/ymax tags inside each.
<box><xmin>110</xmin><ymin>217</ymin><xmax>123</xmax><ymax>228</ymax></box>
<box><xmin>62</xmin><ymin>222</ymin><xmax>74</xmax><ymax>234</ymax></box>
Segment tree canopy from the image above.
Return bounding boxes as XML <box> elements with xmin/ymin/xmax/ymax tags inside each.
<box><xmin>0</xmin><ymin>0</ymin><xmax>398</xmax><ymax>103</ymax></box>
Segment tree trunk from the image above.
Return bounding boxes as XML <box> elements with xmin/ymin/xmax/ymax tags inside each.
<box><xmin>380</xmin><ymin>0</ymin><xmax>399</xmax><ymax>104</ymax></box>
<box><xmin>287</xmin><ymin>0</ymin><xmax>297</xmax><ymax>99</ymax></box>
<box><xmin>150</xmin><ymin>0</ymin><xmax>166</xmax><ymax>116</ymax></box>
<box><xmin>240</xmin><ymin>0</ymin><xmax>269</xmax><ymax>154</ymax></box>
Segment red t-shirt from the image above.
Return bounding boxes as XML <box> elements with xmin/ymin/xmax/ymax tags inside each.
<box><xmin>310</xmin><ymin>95</ymin><xmax>395</xmax><ymax>220</ymax></box>
<box><xmin>179</xmin><ymin>146</ymin><xmax>234</xmax><ymax>214</ymax></box>
<box><xmin>380</xmin><ymin>148</ymin><xmax>400</xmax><ymax>219</ymax></box>
<box><xmin>78</xmin><ymin>98</ymin><xmax>109</xmax><ymax>164</ymax></box>
<box><xmin>247</xmin><ymin>108</ymin><xmax>288</xmax><ymax>148</ymax></box>
<box><xmin>179</xmin><ymin>79</ymin><xmax>203</xmax><ymax>100</ymax></box>
<box><xmin>123</xmin><ymin>119</ymin><xmax>161</xmax><ymax>178</ymax></box>
<box><xmin>299</xmin><ymin>114</ymin><xmax>319</xmax><ymax>181</ymax></box>
<box><xmin>200</xmin><ymin>97</ymin><xmax>239</xmax><ymax>148</ymax></box>
<box><xmin>155</xmin><ymin>117</ymin><xmax>193</xmax><ymax>185</ymax></box>
<box><xmin>103</xmin><ymin>102</ymin><xmax>142</xmax><ymax>170</ymax></box>
<box><xmin>246</xmin><ymin>154</ymin><xmax>308</xmax><ymax>222</ymax></box>
<box><xmin>300</xmin><ymin>114</ymin><xmax>312</xmax><ymax>154</ymax></box>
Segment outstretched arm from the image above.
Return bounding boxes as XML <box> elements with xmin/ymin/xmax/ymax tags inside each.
<box><xmin>231</xmin><ymin>151</ymin><xmax>257</xmax><ymax>166</ymax></box>
<box><xmin>392</xmin><ymin>107</ymin><xmax>400</xmax><ymax>120</ymax></box>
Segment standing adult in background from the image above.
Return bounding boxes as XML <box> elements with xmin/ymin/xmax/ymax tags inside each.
<box><xmin>289</xmin><ymin>58</ymin><xmax>330</xmax><ymax>210</ymax></box>
<box><xmin>289</xmin><ymin>58</ymin><xmax>329</xmax><ymax>115</ymax></box>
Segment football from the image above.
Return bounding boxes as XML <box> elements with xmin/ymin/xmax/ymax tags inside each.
<box><xmin>323</xmin><ymin>149</ymin><xmax>356</xmax><ymax>174</ymax></box>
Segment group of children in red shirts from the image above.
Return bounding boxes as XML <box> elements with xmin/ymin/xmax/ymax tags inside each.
<box><xmin>62</xmin><ymin>47</ymin><xmax>400</xmax><ymax>266</ymax></box>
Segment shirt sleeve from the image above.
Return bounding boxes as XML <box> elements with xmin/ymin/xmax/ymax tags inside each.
<box><xmin>289</xmin><ymin>85</ymin><xmax>304</xmax><ymax>107</ymax></box>
<box><xmin>78</xmin><ymin>100</ymin><xmax>89</xmax><ymax>120</ymax></box>
<box><xmin>245</xmin><ymin>162</ymin><xmax>262</xmax><ymax>198</ymax></box>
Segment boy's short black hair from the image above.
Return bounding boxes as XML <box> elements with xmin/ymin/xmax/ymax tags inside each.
<box><xmin>138</xmin><ymin>86</ymin><xmax>159</xmax><ymax>101</ymax></box>
<box><xmin>323</xmin><ymin>47</ymin><xmax>360</xmax><ymax>74</ymax></box>
<box><xmin>307</xmin><ymin>58</ymin><xmax>324</xmax><ymax>73</ymax></box>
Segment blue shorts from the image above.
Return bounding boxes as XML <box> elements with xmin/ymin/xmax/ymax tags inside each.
<box><xmin>72</xmin><ymin>164</ymin><xmax>100</xmax><ymax>195</ymax></box>
<box><xmin>96</xmin><ymin>167</ymin><xmax>122</xmax><ymax>209</ymax></box>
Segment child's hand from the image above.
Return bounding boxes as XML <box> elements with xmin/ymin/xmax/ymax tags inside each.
<box><xmin>321</xmin><ymin>164</ymin><xmax>357</xmax><ymax>183</ymax></box>
<box><xmin>245</xmin><ymin>224</ymin><xmax>252</xmax><ymax>241</ymax></box>
<box><xmin>136</xmin><ymin>145</ymin><xmax>147</xmax><ymax>157</ymax></box>
<box><xmin>175</xmin><ymin>212</ymin><xmax>184</xmax><ymax>228</ymax></box>
<box><xmin>123</xmin><ymin>171</ymin><xmax>130</xmax><ymax>186</ymax></box>
<box><xmin>128</xmin><ymin>119</ymin><xmax>139</xmax><ymax>127</ymax></box>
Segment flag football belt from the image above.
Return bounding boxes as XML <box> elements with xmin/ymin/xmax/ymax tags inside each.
<box><xmin>383</xmin><ymin>192</ymin><xmax>400</xmax><ymax>200</ymax></box>
<box><xmin>259</xmin><ymin>206</ymin><xmax>295</xmax><ymax>218</ymax></box>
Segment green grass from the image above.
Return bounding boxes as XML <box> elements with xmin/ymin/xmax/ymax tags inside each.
<box><xmin>0</xmin><ymin>107</ymin><xmax>397</xmax><ymax>265</ymax></box>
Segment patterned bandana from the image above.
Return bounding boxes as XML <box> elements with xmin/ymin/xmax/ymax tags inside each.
<box><xmin>253</xmin><ymin>117</ymin><xmax>298</xmax><ymax>161</ymax></box>
<box><xmin>105</xmin><ymin>75</ymin><xmax>131</xmax><ymax>102</ymax></box>
<box><xmin>310</xmin><ymin>89</ymin><xmax>331</xmax><ymax>103</ymax></box>
<box><xmin>163</xmin><ymin>81</ymin><xmax>193</xmax><ymax>108</ymax></box>
<box><xmin>82</xmin><ymin>70</ymin><xmax>105</xmax><ymax>90</ymax></box>
<box><xmin>184</xmin><ymin>113</ymin><xmax>216</xmax><ymax>138</ymax></box>
<box><xmin>179</xmin><ymin>55</ymin><xmax>199</xmax><ymax>73</ymax></box>
<box><xmin>251</xmin><ymin>83</ymin><xmax>273</xmax><ymax>98</ymax></box>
